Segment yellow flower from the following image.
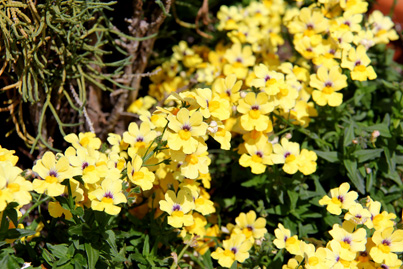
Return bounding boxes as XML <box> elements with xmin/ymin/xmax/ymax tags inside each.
<box><xmin>239</xmin><ymin>139</ymin><xmax>273</xmax><ymax>174</ymax></box>
<box><xmin>211</xmin><ymin>234</ymin><xmax>253</xmax><ymax>268</ymax></box>
<box><xmin>212</xmin><ymin>74</ymin><xmax>242</xmax><ymax>104</ymax></box>
<box><xmin>329</xmin><ymin>220</ymin><xmax>367</xmax><ymax>253</ymax></box>
<box><xmin>223</xmin><ymin>43</ymin><xmax>256</xmax><ymax>79</ymax></box>
<box><xmin>64</xmin><ymin>132</ymin><xmax>101</xmax><ymax>150</ymax></box>
<box><xmin>167</xmin><ymin>108</ymin><xmax>208</xmax><ymax>154</ymax></box>
<box><xmin>370</xmin><ymin>227</ymin><xmax>403</xmax><ymax>264</ymax></box>
<box><xmin>365</xmin><ymin>198</ymin><xmax>396</xmax><ymax>231</ymax></box>
<box><xmin>237</xmin><ymin>92</ymin><xmax>274</xmax><ymax>131</ymax></box>
<box><xmin>65</xmin><ymin>147</ymin><xmax>106</xmax><ymax>184</ymax></box>
<box><xmin>127</xmin><ymin>154</ymin><xmax>155</xmax><ymax>191</ymax></box>
<box><xmin>88</xmin><ymin>178</ymin><xmax>127</xmax><ymax>215</ymax></box>
<box><xmin>192</xmin><ymin>188</ymin><xmax>215</xmax><ymax>216</ymax></box>
<box><xmin>0</xmin><ymin>172</ymin><xmax>13</xmax><ymax>211</ymax></box>
<box><xmin>127</xmin><ymin>96</ymin><xmax>156</xmax><ymax>116</ymax></box>
<box><xmin>288</xmin><ymin>7</ymin><xmax>329</xmax><ymax>37</ymax></box>
<box><xmin>234</xmin><ymin>210</ymin><xmax>267</xmax><ymax>240</ymax></box>
<box><xmin>170</xmin><ymin>143</ymin><xmax>210</xmax><ymax>180</ymax></box>
<box><xmin>344</xmin><ymin>203</ymin><xmax>371</xmax><ymax>225</ymax></box>
<box><xmin>107</xmin><ymin>133</ymin><xmax>129</xmax><ymax>155</ymax></box>
<box><xmin>217</xmin><ymin>5</ymin><xmax>243</xmax><ymax>30</ymax></box>
<box><xmin>0</xmin><ymin>162</ymin><xmax>32</xmax><ymax>208</ymax></box>
<box><xmin>368</xmin><ymin>11</ymin><xmax>399</xmax><ymax>44</ymax></box>
<box><xmin>172</xmin><ymin>41</ymin><xmax>202</xmax><ymax>68</ymax></box>
<box><xmin>294</xmin><ymin>35</ymin><xmax>324</xmax><ymax>59</ymax></box>
<box><xmin>310</xmin><ymin>65</ymin><xmax>347</xmax><ymax>107</ymax></box>
<box><xmin>33</xmin><ymin>152</ymin><xmax>78</xmax><ymax>197</ymax></box>
<box><xmin>123</xmin><ymin>122</ymin><xmax>157</xmax><ymax>156</ymax></box>
<box><xmin>271</xmin><ymin>138</ymin><xmax>300</xmax><ymax>174</ymax></box>
<box><xmin>208</xmin><ymin>119</ymin><xmax>232</xmax><ymax>150</ymax></box>
<box><xmin>48</xmin><ymin>201</ymin><xmax>73</xmax><ymax>220</ymax></box>
<box><xmin>195</xmin><ymin>88</ymin><xmax>231</xmax><ymax>121</ymax></box>
<box><xmin>182</xmin><ymin>212</ymin><xmax>207</xmax><ymax>237</ymax></box>
<box><xmin>0</xmin><ymin>146</ymin><xmax>19</xmax><ymax>165</ymax></box>
<box><xmin>251</xmin><ymin>64</ymin><xmax>284</xmax><ymax>95</ymax></box>
<box><xmin>341</xmin><ymin>45</ymin><xmax>377</xmax><ymax>81</ymax></box>
<box><xmin>298</xmin><ymin>149</ymin><xmax>317</xmax><ymax>175</ymax></box>
<box><xmin>326</xmin><ymin>240</ymin><xmax>357</xmax><ymax>268</ymax></box>
<box><xmin>318</xmin><ymin>182</ymin><xmax>358</xmax><ymax>215</ymax></box>
<box><xmin>273</xmin><ymin>223</ymin><xmax>301</xmax><ymax>255</ymax></box>
<box><xmin>159</xmin><ymin>189</ymin><xmax>195</xmax><ymax>228</ymax></box>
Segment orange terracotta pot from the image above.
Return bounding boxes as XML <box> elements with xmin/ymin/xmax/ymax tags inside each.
<box><xmin>371</xmin><ymin>0</ymin><xmax>403</xmax><ymax>25</ymax></box>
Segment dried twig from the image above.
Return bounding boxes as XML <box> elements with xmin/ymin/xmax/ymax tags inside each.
<box><xmin>70</xmin><ymin>85</ymin><xmax>95</xmax><ymax>133</ymax></box>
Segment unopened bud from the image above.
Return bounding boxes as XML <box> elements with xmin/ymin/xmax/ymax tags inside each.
<box><xmin>366</xmin><ymin>167</ymin><xmax>372</xmax><ymax>174</ymax></box>
<box><xmin>370</xmin><ymin>130</ymin><xmax>380</xmax><ymax>143</ymax></box>
<box><xmin>285</xmin><ymin>133</ymin><xmax>292</xmax><ymax>140</ymax></box>
<box><xmin>207</xmin><ymin>121</ymin><xmax>218</xmax><ymax>134</ymax></box>
<box><xmin>352</xmin><ymin>139</ymin><xmax>358</xmax><ymax>144</ymax></box>
<box><xmin>240</xmin><ymin>91</ymin><xmax>247</xmax><ymax>98</ymax></box>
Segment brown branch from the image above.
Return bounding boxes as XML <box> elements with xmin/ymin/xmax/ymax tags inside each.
<box><xmin>102</xmin><ymin>0</ymin><xmax>171</xmax><ymax>137</ymax></box>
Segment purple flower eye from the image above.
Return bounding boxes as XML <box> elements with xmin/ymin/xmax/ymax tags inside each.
<box><xmin>231</xmin><ymin>247</ymin><xmax>238</xmax><ymax>254</ymax></box>
<box><xmin>182</xmin><ymin>124</ymin><xmax>191</xmax><ymax>131</ymax></box>
<box><xmin>49</xmin><ymin>170</ymin><xmax>58</xmax><ymax>177</ymax></box>
<box><xmin>82</xmin><ymin>162</ymin><xmax>89</xmax><ymax>169</ymax></box>
<box><xmin>104</xmin><ymin>192</ymin><xmax>114</xmax><ymax>199</ymax></box>
<box><xmin>172</xmin><ymin>204</ymin><xmax>181</xmax><ymax>211</ymax></box>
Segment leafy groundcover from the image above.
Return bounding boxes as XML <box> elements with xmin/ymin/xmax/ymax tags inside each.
<box><xmin>1</xmin><ymin>0</ymin><xmax>403</xmax><ymax>268</ymax></box>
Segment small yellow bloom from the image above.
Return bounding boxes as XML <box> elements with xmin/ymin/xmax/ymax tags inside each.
<box><xmin>341</xmin><ymin>45</ymin><xmax>377</xmax><ymax>81</ymax></box>
<box><xmin>159</xmin><ymin>189</ymin><xmax>195</xmax><ymax>228</ymax></box>
<box><xmin>88</xmin><ymin>178</ymin><xmax>127</xmax><ymax>215</ymax></box>
<box><xmin>319</xmin><ymin>182</ymin><xmax>358</xmax><ymax>215</ymax></box>
<box><xmin>234</xmin><ymin>210</ymin><xmax>267</xmax><ymax>240</ymax></box>
<box><xmin>167</xmin><ymin>108</ymin><xmax>208</xmax><ymax>154</ymax></box>
<box><xmin>33</xmin><ymin>152</ymin><xmax>78</xmax><ymax>197</ymax></box>
<box><xmin>237</xmin><ymin>92</ymin><xmax>274</xmax><ymax>132</ymax></box>
<box><xmin>211</xmin><ymin>234</ymin><xmax>253</xmax><ymax>268</ymax></box>
<box><xmin>127</xmin><ymin>154</ymin><xmax>155</xmax><ymax>191</ymax></box>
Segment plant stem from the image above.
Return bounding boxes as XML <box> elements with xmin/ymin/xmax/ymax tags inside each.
<box><xmin>18</xmin><ymin>195</ymin><xmax>52</xmax><ymax>225</ymax></box>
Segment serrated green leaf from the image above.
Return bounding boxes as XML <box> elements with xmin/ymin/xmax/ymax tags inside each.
<box><xmin>353</xmin><ymin>149</ymin><xmax>383</xmax><ymax>163</ymax></box>
<box><xmin>344</xmin><ymin>159</ymin><xmax>365</xmax><ymax>194</ymax></box>
<box><xmin>201</xmin><ymin>250</ymin><xmax>213</xmax><ymax>268</ymax></box>
<box><xmin>241</xmin><ymin>174</ymin><xmax>267</xmax><ymax>187</ymax></box>
<box><xmin>85</xmin><ymin>243</ymin><xmax>99</xmax><ymax>269</ymax></box>
<box><xmin>5</xmin><ymin>228</ymin><xmax>36</xmax><ymax>239</ymax></box>
<box><xmin>314</xmin><ymin>151</ymin><xmax>339</xmax><ymax>163</ymax></box>
<box><xmin>343</xmin><ymin>122</ymin><xmax>355</xmax><ymax>147</ymax></box>
<box><xmin>47</xmin><ymin>243</ymin><xmax>69</xmax><ymax>259</ymax></box>
<box><xmin>287</xmin><ymin>190</ymin><xmax>298</xmax><ymax>210</ymax></box>
<box><xmin>142</xmin><ymin>235</ymin><xmax>150</xmax><ymax>256</ymax></box>
<box><xmin>42</xmin><ymin>248</ymin><xmax>56</xmax><ymax>265</ymax></box>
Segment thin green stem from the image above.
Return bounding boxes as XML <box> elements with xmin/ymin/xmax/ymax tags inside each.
<box><xmin>18</xmin><ymin>195</ymin><xmax>52</xmax><ymax>225</ymax></box>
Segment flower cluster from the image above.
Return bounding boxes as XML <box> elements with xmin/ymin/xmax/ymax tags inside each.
<box><xmin>0</xmin><ymin>146</ymin><xmax>32</xmax><ymax>212</ymax></box>
<box><xmin>275</xmin><ymin>182</ymin><xmax>403</xmax><ymax>268</ymax></box>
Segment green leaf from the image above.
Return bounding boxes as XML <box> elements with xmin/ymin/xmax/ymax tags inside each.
<box><xmin>353</xmin><ymin>149</ymin><xmax>383</xmax><ymax>163</ymax></box>
<box><xmin>314</xmin><ymin>151</ymin><xmax>339</xmax><ymax>163</ymax></box>
<box><xmin>142</xmin><ymin>235</ymin><xmax>150</xmax><ymax>256</ymax></box>
<box><xmin>47</xmin><ymin>243</ymin><xmax>69</xmax><ymax>259</ymax></box>
<box><xmin>343</xmin><ymin>122</ymin><xmax>355</xmax><ymax>147</ymax></box>
<box><xmin>230</xmin><ymin>261</ymin><xmax>238</xmax><ymax>269</ymax></box>
<box><xmin>287</xmin><ymin>190</ymin><xmax>298</xmax><ymax>210</ymax></box>
<box><xmin>201</xmin><ymin>250</ymin><xmax>213</xmax><ymax>268</ymax></box>
<box><xmin>42</xmin><ymin>248</ymin><xmax>56</xmax><ymax>265</ymax></box>
<box><xmin>344</xmin><ymin>159</ymin><xmax>365</xmax><ymax>194</ymax></box>
<box><xmin>5</xmin><ymin>228</ymin><xmax>37</xmax><ymax>239</ymax></box>
<box><xmin>85</xmin><ymin>243</ymin><xmax>100</xmax><ymax>269</ymax></box>
<box><xmin>241</xmin><ymin>174</ymin><xmax>267</xmax><ymax>187</ymax></box>
<box><xmin>4</xmin><ymin>205</ymin><xmax>18</xmax><ymax>228</ymax></box>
